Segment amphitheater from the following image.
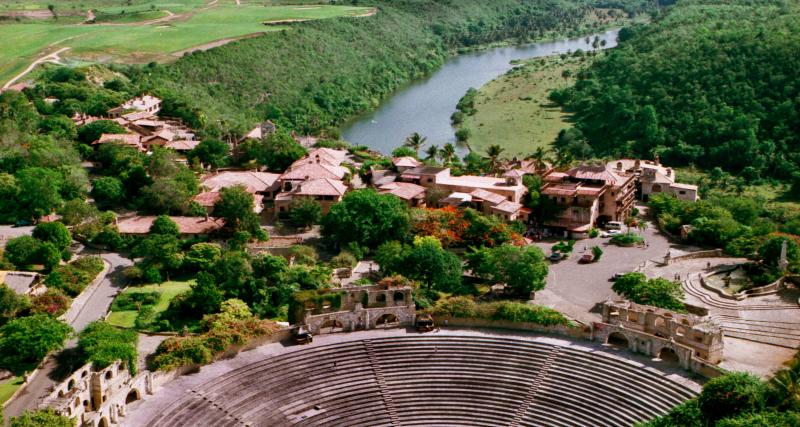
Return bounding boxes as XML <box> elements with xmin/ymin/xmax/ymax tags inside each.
<box><xmin>124</xmin><ymin>330</ymin><xmax>700</xmax><ymax>427</ymax></box>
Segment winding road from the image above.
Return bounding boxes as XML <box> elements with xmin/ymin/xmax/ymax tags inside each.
<box><xmin>3</xmin><ymin>251</ymin><xmax>132</xmax><ymax>419</ymax></box>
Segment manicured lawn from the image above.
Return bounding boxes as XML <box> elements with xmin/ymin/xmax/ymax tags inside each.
<box><xmin>460</xmin><ymin>55</ymin><xmax>584</xmax><ymax>158</ymax></box>
<box><xmin>107</xmin><ymin>280</ymin><xmax>193</xmax><ymax>328</ymax></box>
<box><xmin>0</xmin><ymin>2</ymin><xmax>372</xmax><ymax>84</ymax></box>
<box><xmin>0</xmin><ymin>376</ymin><xmax>24</xmax><ymax>405</ymax></box>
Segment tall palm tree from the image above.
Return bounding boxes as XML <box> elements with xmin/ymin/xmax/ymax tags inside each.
<box><xmin>439</xmin><ymin>143</ymin><xmax>456</xmax><ymax>165</ymax></box>
<box><xmin>485</xmin><ymin>144</ymin><xmax>505</xmax><ymax>173</ymax></box>
<box><xmin>424</xmin><ymin>144</ymin><xmax>439</xmax><ymax>163</ymax></box>
<box><xmin>403</xmin><ymin>132</ymin><xmax>427</xmax><ymax>157</ymax></box>
<box><xmin>525</xmin><ymin>146</ymin><xmax>551</xmax><ymax>170</ymax></box>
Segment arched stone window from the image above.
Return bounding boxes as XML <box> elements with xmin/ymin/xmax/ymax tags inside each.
<box><xmin>126</xmin><ymin>389</ymin><xmax>141</xmax><ymax>404</ymax></box>
<box><xmin>607</xmin><ymin>332</ymin><xmax>629</xmax><ymax>349</ymax></box>
<box><xmin>393</xmin><ymin>291</ymin><xmax>405</xmax><ymax>304</ymax></box>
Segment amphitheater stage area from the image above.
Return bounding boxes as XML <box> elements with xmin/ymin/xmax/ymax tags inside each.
<box><xmin>123</xmin><ymin>328</ymin><xmax>702</xmax><ymax>427</ymax></box>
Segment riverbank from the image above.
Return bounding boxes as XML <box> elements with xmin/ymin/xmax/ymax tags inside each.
<box><xmin>456</xmin><ymin>54</ymin><xmax>586</xmax><ymax>157</ymax></box>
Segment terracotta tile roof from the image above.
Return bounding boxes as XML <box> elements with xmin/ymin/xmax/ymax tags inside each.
<box><xmin>469</xmin><ymin>188</ymin><xmax>506</xmax><ymax>205</ymax></box>
<box><xmin>491</xmin><ymin>200</ymin><xmax>523</xmax><ymax>214</ymax></box>
<box><xmin>193</xmin><ymin>191</ymin><xmax>221</xmax><ymax>207</ymax></box>
<box><xmin>542</xmin><ymin>183</ymin><xmax>579</xmax><ymax>197</ymax></box>
<box><xmin>379</xmin><ymin>182</ymin><xmax>426</xmax><ymax>200</ymax></box>
<box><xmin>403</xmin><ymin>166</ymin><xmax>448</xmax><ymax>176</ymax></box>
<box><xmin>294</xmin><ymin>178</ymin><xmax>347</xmax><ymax>196</ymax></box>
<box><xmin>201</xmin><ymin>171</ymin><xmax>280</xmax><ymax>193</ymax></box>
<box><xmin>117</xmin><ymin>216</ymin><xmax>224</xmax><ymax>235</ymax></box>
<box><xmin>280</xmin><ymin>162</ymin><xmax>347</xmax><ymax>181</ymax></box>
<box><xmin>543</xmin><ymin>171</ymin><xmax>568</xmax><ymax>182</ymax></box>
<box><xmin>502</xmin><ymin>169</ymin><xmax>526</xmax><ymax>179</ymax></box>
<box><xmin>290</xmin><ymin>148</ymin><xmax>347</xmax><ymax>168</ymax></box>
<box><xmin>166</xmin><ymin>140</ymin><xmax>201</xmax><ymax>151</ymax></box>
<box><xmin>568</xmin><ymin>165</ymin><xmax>618</xmax><ymax>183</ymax></box>
<box><xmin>95</xmin><ymin>133</ymin><xmax>142</xmax><ymax>149</ymax></box>
<box><xmin>576</xmin><ymin>186</ymin><xmax>605</xmax><ymax>196</ymax></box>
<box><xmin>392</xmin><ymin>156</ymin><xmax>421</xmax><ymax>168</ymax></box>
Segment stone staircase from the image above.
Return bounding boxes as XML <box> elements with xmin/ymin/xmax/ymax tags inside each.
<box><xmin>509</xmin><ymin>346</ymin><xmax>561</xmax><ymax>427</ymax></box>
<box><xmin>364</xmin><ymin>340</ymin><xmax>401</xmax><ymax>426</ymax></box>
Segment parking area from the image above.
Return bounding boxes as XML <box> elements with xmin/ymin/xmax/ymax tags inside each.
<box><xmin>531</xmin><ymin>219</ymin><xmax>682</xmax><ymax>322</ymax></box>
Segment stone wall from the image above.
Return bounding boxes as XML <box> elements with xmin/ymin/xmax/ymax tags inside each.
<box><xmin>601</xmin><ymin>300</ymin><xmax>723</xmax><ymax>364</ymax></box>
<box><xmin>665</xmin><ymin>249</ymin><xmax>724</xmax><ymax>264</ymax></box>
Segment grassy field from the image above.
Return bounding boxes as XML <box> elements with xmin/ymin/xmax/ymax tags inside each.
<box><xmin>460</xmin><ymin>55</ymin><xmax>586</xmax><ymax>157</ymax></box>
<box><xmin>0</xmin><ymin>376</ymin><xmax>23</xmax><ymax>405</ymax></box>
<box><xmin>107</xmin><ymin>280</ymin><xmax>192</xmax><ymax>328</ymax></box>
<box><xmin>0</xmin><ymin>1</ymin><xmax>372</xmax><ymax>85</ymax></box>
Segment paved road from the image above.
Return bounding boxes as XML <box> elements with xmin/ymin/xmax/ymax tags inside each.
<box><xmin>531</xmin><ymin>218</ymin><xmax>681</xmax><ymax>322</ymax></box>
<box><xmin>3</xmin><ymin>251</ymin><xmax>132</xmax><ymax>418</ymax></box>
<box><xmin>0</xmin><ymin>225</ymin><xmax>34</xmax><ymax>247</ymax></box>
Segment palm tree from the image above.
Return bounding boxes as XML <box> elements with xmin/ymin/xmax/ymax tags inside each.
<box><xmin>424</xmin><ymin>144</ymin><xmax>439</xmax><ymax>163</ymax></box>
<box><xmin>403</xmin><ymin>132</ymin><xmax>427</xmax><ymax>157</ymax></box>
<box><xmin>525</xmin><ymin>146</ymin><xmax>551</xmax><ymax>170</ymax></box>
<box><xmin>439</xmin><ymin>143</ymin><xmax>456</xmax><ymax>165</ymax></box>
<box><xmin>485</xmin><ymin>144</ymin><xmax>505</xmax><ymax>173</ymax></box>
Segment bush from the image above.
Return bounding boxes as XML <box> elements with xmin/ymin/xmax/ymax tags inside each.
<box><xmin>698</xmin><ymin>372</ymin><xmax>769</xmax><ymax>423</ymax></box>
<box><xmin>431</xmin><ymin>297</ymin><xmax>569</xmax><ymax>326</ymax></box>
<box><xmin>330</xmin><ymin>251</ymin><xmax>357</xmax><ymax>268</ymax></box>
<box><xmin>30</xmin><ymin>289</ymin><xmax>71</xmax><ymax>317</ymax></box>
<box><xmin>610</xmin><ymin>232</ymin><xmax>645</xmax><ymax>247</ymax></box>
<box><xmin>9</xmin><ymin>409</ymin><xmax>74</xmax><ymax>427</ymax></box>
<box><xmin>591</xmin><ymin>245</ymin><xmax>603</xmax><ymax>261</ymax></box>
<box><xmin>78</xmin><ymin>321</ymin><xmax>138</xmax><ymax>374</ymax></box>
<box><xmin>589</xmin><ymin>228</ymin><xmax>599</xmax><ymax>238</ymax></box>
<box><xmin>111</xmin><ymin>291</ymin><xmax>160</xmax><ymax>311</ymax></box>
<box><xmin>612</xmin><ymin>273</ymin><xmax>684</xmax><ymax>311</ymax></box>
<box><xmin>0</xmin><ymin>314</ymin><xmax>71</xmax><ymax>369</ymax></box>
<box><xmin>44</xmin><ymin>256</ymin><xmax>104</xmax><ymax>297</ymax></box>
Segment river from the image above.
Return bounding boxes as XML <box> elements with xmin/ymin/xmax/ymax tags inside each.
<box><xmin>341</xmin><ymin>28</ymin><xmax>619</xmax><ymax>155</ymax></box>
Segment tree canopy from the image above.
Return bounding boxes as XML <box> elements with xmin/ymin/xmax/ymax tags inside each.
<box><xmin>322</xmin><ymin>189</ymin><xmax>411</xmax><ymax>249</ymax></box>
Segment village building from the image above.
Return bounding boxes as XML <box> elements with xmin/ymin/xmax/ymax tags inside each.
<box><xmin>107</xmin><ymin>95</ymin><xmax>161</xmax><ymax>121</ymax></box>
<box><xmin>274</xmin><ymin>178</ymin><xmax>348</xmax><ymax>214</ymax></box>
<box><xmin>194</xmin><ymin>171</ymin><xmax>281</xmax><ymax>215</ymax></box>
<box><xmin>609</xmin><ymin>158</ymin><xmax>699</xmax><ymax>202</ymax></box>
<box><xmin>392</xmin><ymin>156</ymin><xmax>422</xmax><ymax>173</ymax></box>
<box><xmin>541</xmin><ymin>164</ymin><xmax>637</xmax><ymax>237</ymax></box>
<box><xmin>93</xmin><ymin>133</ymin><xmax>144</xmax><ymax>152</ymax></box>
<box><xmin>378</xmin><ymin>181</ymin><xmax>427</xmax><ymax>207</ymax></box>
<box><xmin>116</xmin><ymin>216</ymin><xmax>224</xmax><ymax>237</ymax></box>
<box><xmin>243</xmin><ymin>120</ymin><xmax>277</xmax><ymax>141</ymax></box>
<box><xmin>273</xmin><ymin>148</ymin><xmax>351</xmax><ymax>215</ymax></box>
<box><xmin>396</xmin><ymin>166</ymin><xmax>529</xmax><ymax>220</ymax></box>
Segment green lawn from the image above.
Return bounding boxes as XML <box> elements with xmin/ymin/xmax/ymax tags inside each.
<box><xmin>460</xmin><ymin>55</ymin><xmax>585</xmax><ymax>158</ymax></box>
<box><xmin>0</xmin><ymin>2</ymin><xmax>372</xmax><ymax>84</ymax></box>
<box><xmin>107</xmin><ymin>280</ymin><xmax>193</xmax><ymax>328</ymax></box>
<box><xmin>0</xmin><ymin>376</ymin><xmax>24</xmax><ymax>405</ymax></box>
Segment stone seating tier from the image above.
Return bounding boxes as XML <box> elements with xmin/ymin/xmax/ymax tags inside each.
<box><xmin>149</xmin><ymin>335</ymin><xmax>696</xmax><ymax>427</ymax></box>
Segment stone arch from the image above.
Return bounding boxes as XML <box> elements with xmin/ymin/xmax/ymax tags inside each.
<box><xmin>126</xmin><ymin>388</ymin><xmax>141</xmax><ymax>404</ymax></box>
<box><xmin>616</xmin><ymin>161</ymin><xmax>623</xmax><ymax>170</ymax></box>
<box><xmin>375</xmin><ymin>313</ymin><xmax>399</xmax><ymax>328</ymax></box>
<box><xmin>81</xmin><ymin>370</ymin><xmax>88</xmax><ymax>378</ymax></box>
<box><xmin>105</xmin><ymin>370</ymin><xmax>113</xmax><ymax>380</ymax></box>
<box><xmin>393</xmin><ymin>291</ymin><xmax>405</xmax><ymax>304</ymax></box>
<box><xmin>67</xmin><ymin>379</ymin><xmax>75</xmax><ymax>390</ymax></box>
<box><xmin>320</xmin><ymin>319</ymin><xmax>344</xmax><ymax>333</ymax></box>
<box><xmin>375</xmin><ymin>293</ymin><xmax>387</xmax><ymax>305</ymax></box>
<box><xmin>74</xmin><ymin>396</ymin><xmax>81</xmax><ymax>407</ymax></box>
<box><xmin>658</xmin><ymin>347</ymin><xmax>680</xmax><ymax>365</ymax></box>
<box><xmin>607</xmin><ymin>332</ymin><xmax>629</xmax><ymax>349</ymax></box>
<box><xmin>98</xmin><ymin>417</ymin><xmax>110</xmax><ymax>427</ymax></box>
<box><xmin>58</xmin><ymin>390</ymin><xmax>65</xmax><ymax>398</ymax></box>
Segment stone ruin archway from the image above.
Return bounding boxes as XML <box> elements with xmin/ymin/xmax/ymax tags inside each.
<box><xmin>375</xmin><ymin>313</ymin><xmax>399</xmax><ymax>328</ymax></box>
<box><xmin>98</xmin><ymin>417</ymin><xmax>110</xmax><ymax>427</ymax></box>
<box><xmin>657</xmin><ymin>347</ymin><xmax>681</xmax><ymax>366</ymax></box>
<box><xmin>320</xmin><ymin>319</ymin><xmax>344</xmax><ymax>333</ymax></box>
<box><xmin>126</xmin><ymin>389</ymin><xmax>141</xmax><ymax>404</ymax></box>
<box><xmin>607</xmin><ymin>332</ymin><xmax>629</xmax><ymax>349</ymax></box>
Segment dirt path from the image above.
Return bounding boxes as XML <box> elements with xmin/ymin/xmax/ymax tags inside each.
<box><xmin>2</xmin><ymin>47</ymin><xmax>69</xmax><ymax>90</ymax></box>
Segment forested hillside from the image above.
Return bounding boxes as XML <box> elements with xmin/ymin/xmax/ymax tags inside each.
<box><xmin>127</xmin><ymin>0</ymin><xmax>632</xmax><ymax>136</ymax></box>
<box><xmin>550</xmin><ymin>0</ymin><xmax>800</xmax><ymax>181</ymax></box>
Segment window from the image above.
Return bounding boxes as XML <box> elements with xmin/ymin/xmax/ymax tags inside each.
<box><xmin>679</xmin><ymin>190</ymin><xmax>686</xmax><ymax>195</ymax></box>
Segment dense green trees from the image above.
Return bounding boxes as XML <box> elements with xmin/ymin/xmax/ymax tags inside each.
<box><xmin>322</xmin><ymin>189</ymin><xmax>411</xmax><ymax>249</ymax></box>
<box><xmin>78</xmin><ymin>321</ymin><xmax>138</xmax><ymax>374</ymax></box>
<box><xmin>376</xmin><ymin>236</ymin><xmax>463</xmax><ymax>293</ymax></box>
<box><xmin>552</xmin><ymin>0</ymin><xmax>800</xmax><ymax>180</ymax></box>
<box><xmin>8</xmin><ymin>409</ymin><xmax>74</xmax><ymax>427</ymax></box>
<box><xmin>0</xmin><ymin>314</ymin><xmax>71</xmax><ymax>371</ymax></box>
<box><xmin>240</xmin><ymin>130</ymin><xmax>307</xmax><ymax>171</ymax></box>
<box><xmin>213</xmin><ymin>185</ymin><xmax>265</xmax><ymax>238</ymax></box>
<box><xmin>187</xmin><ymin>139</ymin><xmax>229</xmax><ymax>170</ymax></box>
<box><xmin>287</xmin><ymin>198</ymin><xmax>322</xmax><ymax>229</ymax></box>
<box><xmin>612</xmin><ymin>272</ymin><xmax>685</xmax><ymax>311</ymax></box>
<box><xmin>467</xmin><ymin>244</ymin><xmax>548</xmax><ymax>296</ymax></box>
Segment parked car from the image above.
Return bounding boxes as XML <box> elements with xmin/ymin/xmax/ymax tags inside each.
<box><xmin>13</xmin><ymin>219</ymin><xmax>32</xmax><ymax>227</ymax></box>
<box><xmin>578</xmin><ymin>254</ymin><xmax>595</xmax><ymax>264</ymax></box>
<box><xmin>605</xmin><ymin>221</ymin><xmax>624</xmax><ymax>230</ymax></box>
<box><xmin>549</xmin><ymin>252</ymin><xmax>564</xmax><ymax>262</ymax></box>
<box><xmin>416</xmin><ymin>314</ymin><xmax>435</xmax><ymax>332</ymax></box>
<box><xmin>292</xmin><ymin>326</ymin><xmax>313</xmax><ymax>345</ymax></box>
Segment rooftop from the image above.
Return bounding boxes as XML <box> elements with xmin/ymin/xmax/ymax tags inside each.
<box><xmin>1</xmin><ymin>271</ymin><xmax>39</xmax><ymax>294</ymax></box>
<box><xmin>293</xmin><ymin>178</ymin><xmax>348</xmax><ymax>197</ymax></box>
<box><xmin>469</xmin><ymin>188</ymin><xmax>507</xmax><ymax>205</ymax></box>
<box><xmin>201</xmin><ymin>171</ymin><xmax>281</xmax><ymax>193</ymax></box>
<box><xmin>392</xmin><ymin>156</ymin><xmax>422</xmax><ymax>168</ymax></box>
<box><xmin>117</xmin><ymin>216</ymin><xmax>224</xmax><ymax>235</ymax></box>
<box><xmin>281</xmin><ymin>162</ymin><xmax>348</xmax><ymax>181</ymax></box>
<box><xmin>379</xmin><ymin>182</ymin><xmax>426</xmax><ymax>200</ymax></box>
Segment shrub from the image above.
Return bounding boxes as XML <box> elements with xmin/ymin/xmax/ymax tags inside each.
<box><xmin>9</xmin><ymin>409</ymin><xmax>74</xmax><ymax>427</ymax></box>
<box><xmin>44</xmin><ymin>256</ymin><xmax>104</xmax><ymax>297</ymax></box>
<box><xmin>78</xmin><ymin>321</ymin><xmax>138</xmax><ymax>374</ymax></box>
<box><xmin>591</xmin><ymin>245</ymin><xmax>603</xmax><ymax>261</ymax></box>
<box><xmin>330</xmin><ymin>251</ymin><xmax>357</xmax><ymax>268</ymax></box>
<box><xmin>610</xmin><ymin>232</ymin><xmax>645</xmax><ymax>246</ymax></box>
<box><xmin>698</xmin><ymin>372</ymin><xmax>768</xmax><ymax>423</ymax></box>
<box><xmin>589</xmin><ymin>228</ymin><xmax>599</xmax><ymax>238</ymax></box>
<box><xmin>111</xmin><ymin>291</ymin><xmax>160</xmax><ymax>311</ymax></box>
<box><xmin>288</xmin><ymin>245</ymin><xmax>318</xmax><ymax>266</ymax></box>
<box><xmin>431</xmin><ymin>296</ymin><xmax>478</xmax><ymax>318</ymax></box>
<box><xmin>30</xmin><ymin>289</ymin><xmax>71</xmax><ymax>317</ymax></box>
<box><xmin>490</xmin><ymin>301</ymin><xmax>569</xmax><ymax>326</ymax></box>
